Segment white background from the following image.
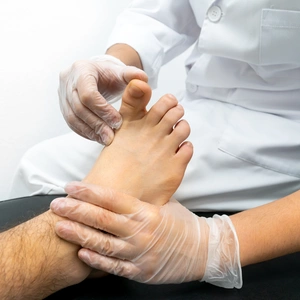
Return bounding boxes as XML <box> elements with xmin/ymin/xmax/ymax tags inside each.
<box><xmin>0</xmin><ymin>0</ymin><xmax>189</xmax><ymax>200</ymax></box>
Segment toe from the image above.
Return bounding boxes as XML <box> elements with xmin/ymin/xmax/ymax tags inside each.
<box><xmin>175</xmin><ymin>141</ymin><xmax>194</xmax><ymax>167</ymax></box>
<box><xmin>147</xmin><ymin>94</ymin><xmax>178</xmax><ymax>125</ymax></box>
<box><xmin>158</xmin><ymin>104</ymin><xmax>185</xmax><ymax>134</ymax></box>
<box><xmin>169</xmin><ymin>120</ymin><xmax>191</xmax><ymax>149</ymax></box>
<box><xmin>120</xmin><ymin>79</ymin><xmax>152</xmax><ymax>121</ymax></box>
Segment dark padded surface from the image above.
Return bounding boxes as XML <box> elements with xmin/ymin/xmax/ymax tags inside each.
<box><xmin>0</xmin><ymin>194</ymin><xmax>65</xmax><ymax>231</ymax></box>
<box><xmin>1</xmin><ymin>195</ymin><xmax>299</xmax><ymax>299</ymax></box>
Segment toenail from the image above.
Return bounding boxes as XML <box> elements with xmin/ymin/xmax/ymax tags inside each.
<box><xmin>128</xmin><ymin>84</ymin><xmax>145</xmax><ymax>98</ymax></box>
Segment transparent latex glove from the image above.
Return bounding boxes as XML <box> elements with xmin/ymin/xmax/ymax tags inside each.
<box><xmin>50</xmin><ymin>182</ymin><xmax>242</xmax><ymax>288</ymax></box>
<box><xmin>58</xmin><ymin>55</ymin><xmax>148</xmax><ymax>145</ymax></box>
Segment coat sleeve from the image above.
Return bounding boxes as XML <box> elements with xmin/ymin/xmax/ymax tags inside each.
<box><xmin>106</xmin><ymin>0</ymin><xmax>200</xmax><ymax>87</ymax></box>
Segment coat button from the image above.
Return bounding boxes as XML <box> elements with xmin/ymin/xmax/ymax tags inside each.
<box><xmin>187</xmin><ymin>83</ymin><xmax>198</xmax><ymax>93</ymax></box>
<box><xmin>207</xmin><ymin>5</ymin><xmax>222</xmax><ymax>22</ymax></box>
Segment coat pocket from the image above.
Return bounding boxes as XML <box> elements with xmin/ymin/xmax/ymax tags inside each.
<box><xmin>218</xmin><ymin>106</ymin><xmax>300</xmax><ymax>178</ymax></box>
<box><xmin>260</xmin><ymin>9</ymin><xmax>300</xmax><ymax>65</ymax></box>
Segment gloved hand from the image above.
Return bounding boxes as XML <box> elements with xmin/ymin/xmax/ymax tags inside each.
<box><xmin>50</xmin><ymin>182</ymin><xmax>242</xmax><ymax>288</ymax></box>
<box><xmin>58</xmin><ymin>55</ymin><xmax>148</xmax><ymax>145</ymax></box>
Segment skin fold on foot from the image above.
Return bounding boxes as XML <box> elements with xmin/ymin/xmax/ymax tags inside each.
<box><xmin>83</xmin><ymin>79</ymin><xmax>193</xmax><ymax>206</ymax></box>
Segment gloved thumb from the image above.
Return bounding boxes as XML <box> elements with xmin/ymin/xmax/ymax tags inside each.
<box><xmin>122</xmin><ymin>66</ymin><xmax>148</xmax><ymax>84</ymax></box>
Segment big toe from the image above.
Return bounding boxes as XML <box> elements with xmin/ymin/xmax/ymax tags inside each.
<box><xmin>120</xmin><ymin>79</ymin><xmax>152</xmax><ymax>121</ymax></box>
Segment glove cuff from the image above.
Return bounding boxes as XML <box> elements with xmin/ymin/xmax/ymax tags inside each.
<box><xmin>201</xmin><ymin>214</ymin><xmax>243</xmax><ymax>289</ymax></box>
<box><xmin>90</xmin><ymin>54</ymin><xmax>126</xmax><ymax>66</ymax></box>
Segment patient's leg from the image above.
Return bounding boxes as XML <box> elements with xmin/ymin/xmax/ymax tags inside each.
<box><xmin>83</xmin><ymin>79</ymin><xmax>193</xmax><ymax>205</ymax></box>
<box><xmin>0</xmin><ymin>209</ymin><xmax>92</xmax><ymax>299</ymax></box>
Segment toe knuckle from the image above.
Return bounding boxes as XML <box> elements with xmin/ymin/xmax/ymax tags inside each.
<box><xmin>149</xmin><ymin>105</ymin><xmax>159</xmax><ymax>116</ymax></box>
<box><xmin>162</xmin><ymin>95</ymin><xmax>178</xmax><ymax>108</ymax></box>
<box><xmin>164</xmin><ymin>113</ymin><xmax>175</xmax><ymax>124</ymax></box>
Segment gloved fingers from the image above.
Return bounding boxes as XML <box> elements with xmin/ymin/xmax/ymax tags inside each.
<box><xmin>64</xmin><ymin>182</ymin><xmax>143</xmax><ymax>215</ymax></box>
<box><xmin>69</xmin><ymin>89</ymin><xmax>115</xmax><ymax>145</ymax></box>
<box><xmin>58</xmin><ymin>67</ymin><xmax>71</xmax><ymax>102</ymax></box>
<box><xmin>122</xmin><ymin>65</ymin><xmax>148</xmax><ymax>84</ymax></box>
<box><xmin>51</xmin><ymin>184</ymin><xmax>212</xmax><ymax>284</ymax></box>
<box><xmin>58</xmin><ymin>58</ymin><xmax>125</xmax><ymax>143</ymax></box>
<box><xmin>68</xmin><ymin>121</ymin><xmax>106</xmax><ymax>145</ymax></box>
<box><xmin>76</xmin><ymin>73</ymin><xmax>123</xmax><ymax>129</ymax></box>
<box><xmin>78</xmin><ymin>248</ymin><xmax>140</xmax><ymax>279</ymax></box>
<box><xmin>51</xmin><ymin>197</ymin><xmax>133</xmax><ymax>237</ymax></box>
<box><xmin>59</xmin><ymin>94</ymin><xmax>105</xmax><ymax>144</ymax></box>
<box><xmin>55</xmin><ymin>220</ymin><xmax>134</xmax><ymax>259</ymax></box>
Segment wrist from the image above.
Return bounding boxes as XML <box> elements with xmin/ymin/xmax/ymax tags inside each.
<box><xmin>90</xmin><ymin>54</ymin><xmax>126</xmax><ymax>67</ymax></box>
<box><xmin>230</xmin><ymin>190</ymin><xmax>300</xmax><ymax>267</ymax></box>
<box><xmin>106</xmin><ymin>43</ymin><xmax>143</xmax><ymax>69</ymax></box>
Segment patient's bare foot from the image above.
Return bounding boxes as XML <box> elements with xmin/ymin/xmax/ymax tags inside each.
<box><xmin>83</xmin><ymin>79</ymin><xmax>193</xmax><ymax>205</ymax></box>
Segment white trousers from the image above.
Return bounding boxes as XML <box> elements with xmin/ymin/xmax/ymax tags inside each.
<box><xmin>10</xmin><ymin>93</ymin><xmax>300</xmax><ymax>212</ymax></box>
